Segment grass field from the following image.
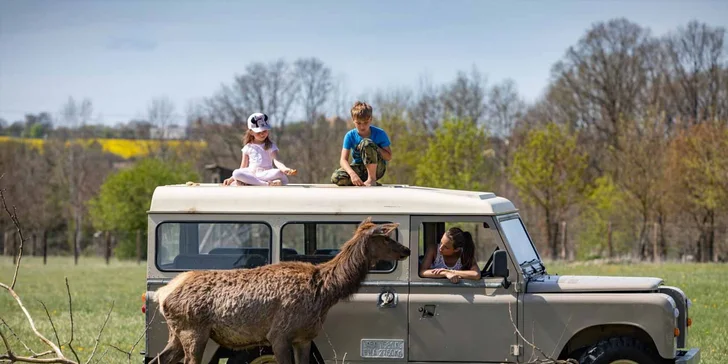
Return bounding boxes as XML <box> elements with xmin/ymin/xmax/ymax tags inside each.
<box><xmin>1</xmin><ymin>257</ymin><xmax>726</xmax><ymax>363</ymax></box>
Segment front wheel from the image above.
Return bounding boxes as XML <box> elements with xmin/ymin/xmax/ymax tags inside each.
<box><xmin>579</xmin><ymin>336</ymin><xmax>661</xmax><ymax>364</ymax></box>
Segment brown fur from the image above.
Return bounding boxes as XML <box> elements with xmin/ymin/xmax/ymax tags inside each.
<box><xmin>150</xmin><ymin>217</ymin><xmax>410</xmax><ymax>364</ymax></box>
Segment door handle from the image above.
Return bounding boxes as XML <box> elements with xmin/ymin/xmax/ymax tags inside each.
<box><xmin>378</xmin><ymin>291</ymin><xmax>398</xmax><ymax>308</ymax></box>
<box><xmin>418</xmin><ymin>304</ymin><xmax>436</xmax><ymax>318</ymax></box>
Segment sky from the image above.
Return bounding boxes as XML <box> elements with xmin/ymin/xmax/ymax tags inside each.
<box><xmin>1</xmin><ymin>0</ymin><xmax>727</xmax><ymax>126</ymax></box>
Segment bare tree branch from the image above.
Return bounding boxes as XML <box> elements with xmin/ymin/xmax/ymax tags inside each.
<box><xmin>83</xmin><ymin>302</ymin><xmax>113</xmax><ymax>364</ymax></box>
<box><xmin>63</xmin><ymin>279</ymin><xmax>80</xmax><ymax>364</ymax></box>
<box><xmin>0</xmin><ymin>173</ymin><xmax>27</xmax><ymax>290</ymax></box>
<box><xmin>0</xmin><ymin>318</ymin><xmax>41</xmax><ymax>357</ymax></box>
<box><xmin>38</xmin><ymin>301</ymin><xmax>61</xmax><ymax>350</ymax></box>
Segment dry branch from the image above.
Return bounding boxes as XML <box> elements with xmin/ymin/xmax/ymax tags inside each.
<box><xmin>0</xmin><ymin>173</ymin><xmax>27</xmax><ymax>290</ymax></box>
<box><xmin>0</xmin><ymin>183</ymin><xmax>116</xmax><ymax>364</ymax></box>
<box><xmin>38</xmin><ymin>302</ymin><xmax>61</xmax><ymax>350</ymax></box>
<box><xmin>63</xmin><ymin>279</ymin><xmax>80</xmax><ymax>364</ymax></box>
<box><xmin>108</xmin><ymin>309</ymin><xmax>156</xmax><ymax>364</ymax></box>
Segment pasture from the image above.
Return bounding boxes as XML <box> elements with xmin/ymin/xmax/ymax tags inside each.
<box><xmin>1</xmin><ymin>257</ymin><xmax>726</xmax><ymax>363</ymax></box>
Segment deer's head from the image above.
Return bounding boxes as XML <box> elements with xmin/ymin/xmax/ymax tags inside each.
<box><xmin>357</xmin><ymin>217</ymin><xmax>411</xmax><ymax>262</ymax></box>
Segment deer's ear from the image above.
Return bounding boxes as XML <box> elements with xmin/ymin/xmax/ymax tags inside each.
<box><xmin>357</xmin><ymin>217</ymin><xmax>376</xmax><ymax>234</ymax></box>
<box><xmin>373</xmin><ymin>223</ymin><xmax>399</xmax><ymax>236</ymax></box>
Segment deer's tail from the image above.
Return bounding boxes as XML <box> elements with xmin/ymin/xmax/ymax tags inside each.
<box><xmin>151</xmin><ymin>271</ymin><xmax>191</xmax><ymax>317</ymax></box>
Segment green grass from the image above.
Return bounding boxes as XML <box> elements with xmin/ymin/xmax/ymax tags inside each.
<box><xmin>1</xmin><ymin>258</ymin><xmax>725</xmax><ymax>363</ymax></box>
<box><xmin>1</xmin><ymin>257</ymin><xmax>146</xmax><ymax>364</ymax></box>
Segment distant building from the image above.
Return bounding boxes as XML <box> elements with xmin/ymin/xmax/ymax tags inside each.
<box><xmin>150</xmin><ymin>124</ymin><xmax>187</xmax><ymax>140</ymax></box>
<box><xmin>204</xmin><ymin>163</ymin><xmax>233</xmax><ymax>183</ymax></box>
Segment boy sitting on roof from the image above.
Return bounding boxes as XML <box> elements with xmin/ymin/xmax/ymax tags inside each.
<box><xmin>330</xmin><ymin>101</ymin><xmax>392</xmax><ymax>187</ymax></box>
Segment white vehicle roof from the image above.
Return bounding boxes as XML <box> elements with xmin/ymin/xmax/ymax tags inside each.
<box><xmin>149</xmin><ymin>183</ymin><xmax>518</xmax><ymax>215</ymax></box>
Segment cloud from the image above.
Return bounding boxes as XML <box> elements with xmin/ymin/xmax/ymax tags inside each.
<box><xmin>106</xmin><ymin>37</ymin><xmax>158</xmax><ymax>52</ymax></box>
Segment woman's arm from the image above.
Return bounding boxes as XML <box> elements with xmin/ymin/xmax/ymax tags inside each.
<box><xmin>452</xmin><ymin>265</ymin><xmax>481</xmax><ymax>280</ymax></box>
<box><xmin>418</xmin><ymin>244</ymin><xmax>437</xmax><ymax>276</ymax></box>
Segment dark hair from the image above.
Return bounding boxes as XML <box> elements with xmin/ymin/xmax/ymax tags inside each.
<box><xmin>445</xmin><ymin>227</ymin><xmax>475</xmax><ymax>269</ymax></box>
<box><xmin>243</xmin><ymin>129</ymin><xmax>273</xmax><ymax>150</ymax></box>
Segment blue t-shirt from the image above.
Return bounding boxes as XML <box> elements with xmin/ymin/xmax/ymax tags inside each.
<box><xmin>342</xmin><ymin>126</ymin><xmax>391</xmax><ymax>164</ymax></box>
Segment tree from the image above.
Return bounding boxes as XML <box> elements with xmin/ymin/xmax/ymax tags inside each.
<box><xmin>199</xmin><ymin>59</ymin><xmax>300</xmax><ymax>167</ymax></box>
<box><xmin>662</xmin><ymin>21</ymin><xmax>726</xmax><ymax>124</ymax></box>
<box><xmin>552</xmin><ymin>18</ymin><xmax>657</xmax><ymax>150</ymax></box>
<box><xmin>57</xmin><ymin>97</ymin><xmax>94</xmax><ymax>264</ymax></box>
<box><xmin>440</xmin><ymin>66</ymin><xmax>488</xmax><ymax>125</ymax></box>
<box><xmin>668</xmin><ymin>121</ymin><xmax>728</xmax><ymax>262</ymax></box>
<box><xmin>88</xmin><ymin>158</ymin><xmax>199</xmax><ymax>259</ymax></box>
<box><xmin>414</xmin><ymin>118</ymin><xmax>495</xmax><ymax>191</ymax></box>
<box><xmin>509</xmin><ymin>123</ymin><xmax>588</xmax><ymax>259</ymax></box>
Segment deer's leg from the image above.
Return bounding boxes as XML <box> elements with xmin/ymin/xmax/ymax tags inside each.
<box><xmin>269</xmin><ymin>335</ymin><xmax>294</xmax><ymax>364</ymax></box>
<box><xmin>150</xmin><ymin>331</ymin><xmax>184</xmax><ymax>364</ymax></box>
<box><xmin>178</xmin><ymin>326</ymin><xmax>210</xmax><ymax>364</ymax></box>
<box><xmin>293</xmin><ymin>341</ymin><xmax>312</xmax><ymax>364</ymax></box>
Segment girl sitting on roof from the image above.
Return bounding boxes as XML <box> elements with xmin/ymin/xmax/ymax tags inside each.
<box><xmin>223</xmin><ymin>113</ymin><xmax>297</xmax><ymax>186</ymax></box>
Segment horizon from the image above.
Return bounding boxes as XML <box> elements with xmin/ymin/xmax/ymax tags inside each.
<box><xmin>1</xmin><ymin>0</ymin><xmax>727</xmax><ymax>126</ymax></box>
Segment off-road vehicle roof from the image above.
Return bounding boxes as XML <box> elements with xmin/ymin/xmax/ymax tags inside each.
<box><xmin>149</xmin><ymin>183</ymin><xmax>518</xmax><ymax>215</ymax></box>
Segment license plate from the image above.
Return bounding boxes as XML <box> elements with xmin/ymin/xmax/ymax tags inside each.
<box><xmin>360</xmin><ymin>339</ymin><xmax>405</xmax><ymax>359</ymax></box>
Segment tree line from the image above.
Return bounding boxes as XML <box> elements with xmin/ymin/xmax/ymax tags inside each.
<box><xmin>1</xmin><ymin>18</ymin><xmax>727</xmax><ymax>263</ymax></box>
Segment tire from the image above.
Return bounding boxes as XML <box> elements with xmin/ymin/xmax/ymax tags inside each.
<box><xmin>227</xmin><ymin>346</ymin><xmax>322</xmax><ymax>364</ymax></box>
<box><xmin>579</xmin><ymin>336</ymin><xmax>661</xmax><ymax>364</ymax></box>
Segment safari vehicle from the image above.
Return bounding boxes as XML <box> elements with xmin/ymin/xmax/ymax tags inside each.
<box><xmin>142</xmin><ymin>184</ymin><xmax>700</xmax><ymax>364</ymax></box>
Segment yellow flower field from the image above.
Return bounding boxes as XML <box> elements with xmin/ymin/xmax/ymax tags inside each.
<box><xmin>0</xmin><ymin>136</ymin><xmax>207</xmax><ymax>159</ymax></box>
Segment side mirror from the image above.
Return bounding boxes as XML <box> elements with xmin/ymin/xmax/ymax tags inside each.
<box><xmin>492</xmin><ymin>250</ymin><xmax>510</xmax><ymax>288</ymax></box>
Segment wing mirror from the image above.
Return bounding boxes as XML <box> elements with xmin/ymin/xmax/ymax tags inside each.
<box><xmin>492</xmin><ymin>250</ymin><xmax>510</xmax><ymax>288</ymax></box>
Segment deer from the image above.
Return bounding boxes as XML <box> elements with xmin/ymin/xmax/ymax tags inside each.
<box><xmin>150</xmin><ymin>217</ymin><xmax>410</xmax><ymax>364</ymax></box>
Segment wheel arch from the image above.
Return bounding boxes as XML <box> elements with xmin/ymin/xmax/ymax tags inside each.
<box><xmin>557</xmin><ymin>324</ymin><xmax>662</xmax><ymax>360</ymax></box>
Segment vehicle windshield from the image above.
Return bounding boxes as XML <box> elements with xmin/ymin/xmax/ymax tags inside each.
<box><xmin>499</xmin><ymin>217</ymin><xmax>540</xmax><ymax>267</ymax></box>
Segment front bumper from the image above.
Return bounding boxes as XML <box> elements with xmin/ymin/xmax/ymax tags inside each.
<box><xmin>675</xmin><ymin>348</ymin><xmax>700</xmax><ymax>363</ymax></box>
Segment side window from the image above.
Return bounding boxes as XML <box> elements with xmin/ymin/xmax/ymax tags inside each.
<box><xmin>281</xmin><ymin>222</ymin><xmax>398</xmax><ymax>272</ymax></box>
<box><xmin>417</xmin><ymin>221</ymin><xmax>499</xmax><ymax>278</ymax></box>
<box><xmin>157</xmin><ymin>222</ymin><xmax>271</xmax><ymax>271</ymax></box>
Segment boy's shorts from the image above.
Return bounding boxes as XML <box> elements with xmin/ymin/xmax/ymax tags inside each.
<box><xmin>331</xmin><ymin>138</ymin><xmax>387</xmax><ymax>186</ymax></box>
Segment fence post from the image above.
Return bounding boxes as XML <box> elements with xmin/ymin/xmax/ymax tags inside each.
<box><xmin>105</xmin><ymin>231</ymin><xmax>111</xmax><ymax>265</ymax></box>
<box><xmin>560</xmin><ymin>221</ymin><xmax>567</xmax><ymax>260</ymax></box>
<box><xmin>42</xmin><ymin>230</ymin><xmax>48</xmax><ymax>265</ymax></box>
<box><xmin>607</xmin><ymin>221</ymin><xmax>613</xmax><ymax>259</ymax></box>
<box><xmin>652</xmin><ymin>222</ymin><xmax>659</xmax><ymax>263</ymax></box>
<box><xmin>136</xmin><ymin>229</ymin><xmax>142</xmax><ymax>264</ymax></box>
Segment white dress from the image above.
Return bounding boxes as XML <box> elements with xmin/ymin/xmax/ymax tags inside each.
<box><xmin>230</xmin><ymin>142</ymin><xmax>288</xmax><ymax>186</ymax></box>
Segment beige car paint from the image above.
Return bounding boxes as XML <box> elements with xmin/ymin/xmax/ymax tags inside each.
<box><xmin>526</xmin><ymin>275</ymin><xmax>665</xmax><ymax>293</ymax></box>
<box><xmin>520</xmin><ymin>293</ymin><xmax>678</xmax><ymax>360</ymax></box>
<box><xmin>143</xmin><ymin>184</ymin><xmax>699</xmax><ymax>364</ymax></box>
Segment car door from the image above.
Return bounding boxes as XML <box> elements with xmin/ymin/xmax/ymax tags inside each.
<box><xmin>407</xmin><ymin>215</ymin><xmax>519</xmax><ymax>363</ymax></box>
<box><xmin>276</xmin><ymin>214</ymin><xmax>411</xmax><ymax>364</ymax></box>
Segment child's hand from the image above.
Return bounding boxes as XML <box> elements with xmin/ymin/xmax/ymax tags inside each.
<box><xmin>350</xmin><ymin>174</ymin><xmax>364</xmax><ymax>186</ymax></box>
<box><xmin>283</xmin><ymin>168</ymin><xmax>297</xmax><ymax>176</ymax></box>
<box><xmin>445</xmin><ymin>272</ymin><xmax>461</xmax><ymax>283</ymax></box>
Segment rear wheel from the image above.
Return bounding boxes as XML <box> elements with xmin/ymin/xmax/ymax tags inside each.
<box><xmin>226</xmin><ymin>346</ymin><xmax>321</xmax><ymax>364</ymax></box>
<box><xmin>579</xmin><ymin>337</ymin><xmax>661</xmax><ymax>364</ymax></box>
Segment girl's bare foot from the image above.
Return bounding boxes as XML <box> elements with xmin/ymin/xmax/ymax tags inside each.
<box><xmin>269</xmin><ymin>179</ymin><xmax>282</xmax><ymax>186</ymax></box>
